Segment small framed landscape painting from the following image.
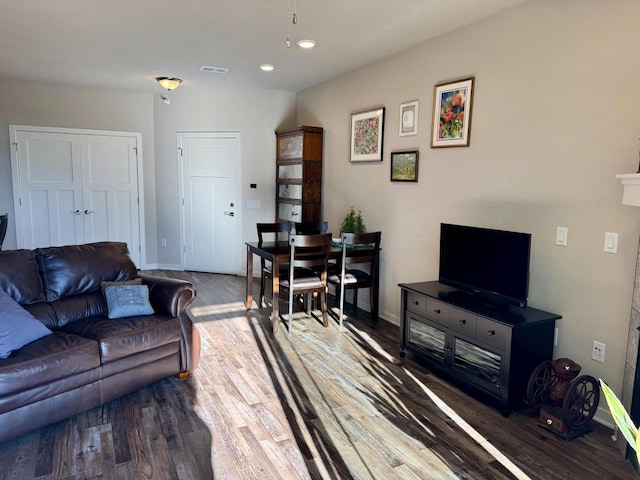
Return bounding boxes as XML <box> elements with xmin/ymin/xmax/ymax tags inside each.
<box><xmin>350</xmin><ymin>107</ymin><xmax>385</xmax><ymax>162</ymax></box>
<box><xmin>431</xmin><ymin>77</ymin><xmax>474</xmax><ymax>148</ymax></box>
<box><xmin>390</xmin><ymin>151</ymin><xmax>418</xmax><ymax>182</ymax></box>
<box><xmin>399</xmin><ymin>100</ymin><xmax>419</xmax><ymax>136</ymax></box>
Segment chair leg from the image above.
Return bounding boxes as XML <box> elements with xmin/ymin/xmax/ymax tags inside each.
<box><xmin>339</xmin><ymin>282</ymin><xmax>345</xmax><ymax>326</ymax></box>
<box><xmin>288</xmin><ymin>289</ymin><xmax>294</xmax><ymax>332</ymax></box>
<box><xmin>352</xmin><ymin>288</ymin><xmax>359</xmax><ymax>312</ymax></box>
<box><xmin>370</xmin><ymin>286</ymin><xmax>378</xmax><ymax>322</ymax></box>
<box><xmin>260</xmin><ymin>274</ymin><xmax>266</xmax><ymax>307</ymax></box>
<box><xmin>321</xmin><ymin>288</ymin><xmax>328</xmax><ymax>327</ymax></box>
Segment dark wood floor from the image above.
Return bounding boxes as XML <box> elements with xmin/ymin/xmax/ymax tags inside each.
<box><xmin>0</xmin><ymin>271</ymin><xmax>636</xmax><ymax>479</ymax></box>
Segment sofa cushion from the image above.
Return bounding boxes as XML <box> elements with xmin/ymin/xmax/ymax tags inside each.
<box><xmin>37</xmin><ymin>242</ymin><xmax>138</xmax><ymax>302</ymax></box>
<box><xmin>105</xmin><ymin>285</ymin><xmax>154</xmax><ymax>319</ymax></box>
<box><xmin>49</xmin><ymin>291</ymin><xmax>107</xmax><ymax>329</ymax></box>
<box><xmin>60</xmin><ymin>316</ymin><xmax>181</xmax><ymax>364</ymax></box>
<box><xmin>0</xmin><ymin>250</ymin><xmax>45</xmax><ymax>305</ymax></box>
<box><xmin>0</xmin><ymin>331</ymin><xmax>100</xmax><ymax>397</ymax></box>
<box><xmin>0</xmin><ymin>289</ymin><xmax>52</xmax><ymax>359</ymax></box>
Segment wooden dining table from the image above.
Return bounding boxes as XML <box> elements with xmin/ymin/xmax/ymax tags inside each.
<box><xmin>245</xmin><ymin>240</ymin><xmax>343</xmax><ymax>332</ymax></box>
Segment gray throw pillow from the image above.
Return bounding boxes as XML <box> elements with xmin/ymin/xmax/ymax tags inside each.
<box><xmin>104</xmin><ymin>285</ymin><xmax>154</xmax><ymax>319</ymax></box>
<box><xmin>0</xmin><ymin>289</ymin><xmax>53</xmax><ymax>359</ymax></box>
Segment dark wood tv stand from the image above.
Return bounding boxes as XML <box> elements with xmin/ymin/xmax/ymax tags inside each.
<box><xmin>398</xmin><ymin>281</ymin><xmax>561</xmax><ymax>416</ymax></box>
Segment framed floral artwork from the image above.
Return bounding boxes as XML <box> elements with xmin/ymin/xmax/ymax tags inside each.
<box><xmin>390</xmin><ymin>151</ymin><xmax>419</xmax><ymax>182</ymax></box>
<box><xmin>399</xmin><ymin>101</ymin><xmax>419</xmax><ymax>137</ymax></box>
<box><xmin>350</xmin><ymin>107</ymin><xmax>385</xmax><ymax>162</ymax></box>
<box><xmin>431</xmin><ymin>77</ymin><xmax>474</xmax><ymax>148</ymax></box>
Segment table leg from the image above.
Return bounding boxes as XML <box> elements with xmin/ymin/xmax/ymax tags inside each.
<box><xmin>246</xmin><ymin>245</ymin><xmax>253</xmax><ymax>310</ymax></box>
<box><xmin>271</xmin><ymin>256</ymin><xmax>280</xmax><ymax>332</ymax></box>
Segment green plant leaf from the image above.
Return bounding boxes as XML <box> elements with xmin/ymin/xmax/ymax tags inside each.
<box><xmin>600</xmin><ymin>379</ymin><xmax>638</xmax><ymax>449</ymax></box>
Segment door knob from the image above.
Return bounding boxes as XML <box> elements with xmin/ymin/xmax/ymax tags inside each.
<box><xmin>70</xmin><ymin>210</ymin><xmax>81</xmax><ymax>215</ymax></box>
<box><xmin>84</xmin><ymin>209</ymin><xmax>95</xmax><ymax>215</ymax></box>
<box><xmin>224</xmin><ymin>211</ymin><xmax>235</xmax><ymax>217</ymax></box>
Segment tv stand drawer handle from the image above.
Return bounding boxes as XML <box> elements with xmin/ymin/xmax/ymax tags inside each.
<box><xmin>487</xmin><ymin>329</ymin><xmax>496</xmax><ymax>336</ymax></box>
<box><xmin>434</xmin><ymin>309</ymin><xmax>441</xmax><ymax>314</ymax></box>
<box><xmin>459</xmin><ymin>319</ymin><xmax>466</xmax><ymax>325</ymax></box>
<box><xmin>411</xmin><ymin>300</ymin><xmax>420</xmax><ymax>307</ymax></box>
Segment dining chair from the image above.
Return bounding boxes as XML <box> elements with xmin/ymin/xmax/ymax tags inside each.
<box><xmin>0</xmin><ymin>213</ymin><xmax>8</xmax><ymax>251</ymax></box>
<box><xmin>294</xmin><ymin>221</ymin><xmax>328</xmax><ymax>234</ymax></box>
<box><xmin>280</xmin><ymin>233</ymin><xmax>332</xmax><ymax>332</ymax></box>
<box><xmin>257</xmin><ymin>222</ymin><xmax>292</xmax><ymax>307</ymax></box>
<box><xmin>328</xmin><ymin>231</ymin><xmax>382</xmax><ymax>325</ymax></box>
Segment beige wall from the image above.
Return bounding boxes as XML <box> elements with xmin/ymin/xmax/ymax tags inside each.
<box><xmin>0</xmin><ymin>79</ymin><xmax>157</xmax><ymax>261</ymax></box>
<box><xmin>152</xmin><ymin>88</ymin><xmax>296</xmax><ymax>270</ymax></box>
<box><xmin>0</xmin><ymin>80</ymin><xmax>296</xmax><ymax>272</ymax></box>
<box><xmin>296</xmin><ymin>0</ymin><xmax>640</xmax><ymax>421</ymax></box>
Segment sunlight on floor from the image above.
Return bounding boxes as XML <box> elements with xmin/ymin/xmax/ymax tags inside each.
<box><xmin>348</xmin><ymin>323</ymin><xmax>531</xmax><ymax>480</ymax></box>
<box><xmin>190</xmin><ymin>301</ymin><xmax>251</xmax><ymax>317</ymax></box>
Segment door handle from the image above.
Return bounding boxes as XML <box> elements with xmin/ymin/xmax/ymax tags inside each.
<box><xmin>84</xmin><ymin>209</ymin><xmax>95</xmax><ymax>215</ymax></box>
<box><xmin>224</xmin><ymin>211</ymin><xmax>235</xmax><ymax>217</ymax></box>
<box><xmin>70</xmin><ymin>210</ymin><xmax>81</xmax><ymax>215</ymax></box>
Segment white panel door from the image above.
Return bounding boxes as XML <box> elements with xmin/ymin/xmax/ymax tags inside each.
<box><xmin>81</xmin><ymin>135</ymin><xmax>140</xmax><ymax>263</ymax></box>
<box><xmin>11</xmin><ymin>127</ymin><xmax>143</xmax><ymax>266</ymax></box>
<box><xmin>15</xmin><ymin>131</ymin><xmax>84</xmax><ymax>248</ymax></box>
<box><xmin>180</xmin><ymin>133</ymin><xmax>239</xmax><ymax>273</ymax></box>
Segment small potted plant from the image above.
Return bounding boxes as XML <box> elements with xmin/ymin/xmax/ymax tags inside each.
<box><xmin>340</xmin><ymin>207</ymin><xmax>366</xmax><ymax>234</ymax></box>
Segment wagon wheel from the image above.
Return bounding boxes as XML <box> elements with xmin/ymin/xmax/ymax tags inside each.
<box><xmin>562</xmin><ymin>375</ymin><xmax>600</xmax><ymax>430</ymax></box>
<box><xmin>526</xmin><ymin>361</ymin><xmax>558</xmax><ymax>408</ymax></box>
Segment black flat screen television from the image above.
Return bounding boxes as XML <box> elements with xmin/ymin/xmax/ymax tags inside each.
<box><xmin>439</xmin><ymin>223</ymin><xmax>531</xmax><ymax>308</ymax></box>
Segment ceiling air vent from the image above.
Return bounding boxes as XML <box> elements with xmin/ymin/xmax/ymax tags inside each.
<box><xmin>200</xmin><ymin>65</ymin><xmax>229</xmax><ymax>74</ymax></box>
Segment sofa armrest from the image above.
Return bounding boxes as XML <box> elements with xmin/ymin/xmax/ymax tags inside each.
<box><xmin>137</xmin><ymin>274</ymin><xmax>196</xmax><ymax>317</ymax></box>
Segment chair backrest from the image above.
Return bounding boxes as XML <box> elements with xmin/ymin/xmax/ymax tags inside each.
<box><xmin>294</xmin><ymin>221</ymin><xmax>329</xmax><ymax>234</ymax></box>
<box><xmin>257</xmin><ymin>222</ymin><xmax>291</xmax><ymax>245</ymax></box>
<box><xmin>0</xmin><ymin>213</ymin><xmax>8</xmax><ymax>251</ymax></box>
<box><xmin>289</xmin><ymin>233</ymin><xmax>332</xmax><ymax>273</ymax></box>
<box><xmin>340</xmin><ymin>231</ymin><xmax>382</xmax><ymax>268</ymax></box>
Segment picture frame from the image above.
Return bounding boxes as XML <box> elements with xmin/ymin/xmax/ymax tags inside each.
<box><xmin>390</xmin><ymin>150</ymin><xmax>419</xmax><ymax>182</ymax></box>
<box><xmin>350</xmin><ymin>107</ymin><xmax>385</xmax><ymax>162</ymax></box>
<box><xmin>431</xmin><ymin>77</ymin><xmax>474</xmax><ymax>148</ymax></box>
<box><xmin>399</xmin><ymin>100</ymin><xmax>419</xmax><ymax>136</ymax></box>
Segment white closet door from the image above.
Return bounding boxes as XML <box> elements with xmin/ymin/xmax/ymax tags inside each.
<box><xmin>15</xmin><ymin>131</ymin><xmax>84</xmax><ymax>248</ymax></box>
<box><xmin>11</xmin><ymin>127</ymin><xmax>143</xmax><ymax>266</ymax></box>
<box><xmin>81</xmin><ymin>135</ymin><xmax>140</xmax><ymax>261</ymax></box>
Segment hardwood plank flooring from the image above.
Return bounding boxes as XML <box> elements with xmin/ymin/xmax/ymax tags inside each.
<box><xmin>0</xmin><ymin>271</ymin><xmax>635</xmax><ymax>479</ymax></box>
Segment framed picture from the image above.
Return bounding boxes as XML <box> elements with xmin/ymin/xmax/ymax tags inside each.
<box><xmin>399</xmin><ymin>100</ymin><xmax>419</xmax><ymax>136</ymax></box>
<box><xmin>390</xmin><ymin>150</ymin><xmax>419</xmax><ymax>182</ymax></box>
<box><xmin>350</xmin><ymin>107</ymin><xmax>385</xmax><ymax>162</ymax></box>
<box><xmin>431</xmin><ymin>77</ymin><xmax>474</xmax><ymax>148</ymax></box>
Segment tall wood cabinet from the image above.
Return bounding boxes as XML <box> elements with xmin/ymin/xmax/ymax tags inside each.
<box><xmin>275</xmin><ymin>126</ymin><xmax>323</xmax><ymax>223</ymax></box>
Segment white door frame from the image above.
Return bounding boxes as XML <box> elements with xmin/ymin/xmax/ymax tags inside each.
<box><xmin>177</xmin><ymin>131</ymin><xmax>242</xmax><ymax>274</ymax></box>
<box><xmin>9</xmin><ymin>125</ymin><xmax>146</xmax><ymax>265</ymax></box>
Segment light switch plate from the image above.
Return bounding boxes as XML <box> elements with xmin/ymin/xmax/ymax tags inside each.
<box><xmin>604</xmin><ymin>232</ymin><xmax>618</xmax><ymax>254</ymax></box>
<box><xmin>555</xmin><ymin>227</ymin><xmax>568</xmax><ymax>247</ymax></box>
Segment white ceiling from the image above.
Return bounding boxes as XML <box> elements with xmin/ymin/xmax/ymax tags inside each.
<box><xmin>0</xmin><ymin>0</ymin><xmax>527</xmax><ymax>94</ymax></box>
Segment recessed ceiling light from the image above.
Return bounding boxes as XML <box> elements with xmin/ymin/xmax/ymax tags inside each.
<box><xmin>297</xmin><ymin>39</ymin><xmax>317</xmax><ymax>49</ymax></box>
<box><xmin>259</xmin><ymin>64</ymin><xmax>275</xmax><ymax>72</ymax></box>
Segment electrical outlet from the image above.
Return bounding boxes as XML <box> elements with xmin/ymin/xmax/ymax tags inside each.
<box><xmin>592</xmin><ymin>341</ymin><xmax>605</xmax><ymax>363</ymax></box>
<box><xmin>161</xmin><ymin>239</ymin><xmax>167</xmax><ymax>248</ymax></box>
<box><xmin>554</xmin><ymin>328</ymin><xmax>559</xmax><ymax>347</ymax></box>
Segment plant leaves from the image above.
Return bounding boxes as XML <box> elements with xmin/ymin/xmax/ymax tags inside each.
<box><xmin>600</xmin><ymin>379</ymin><xmax>638</xmax><ymax>449</ymax></box>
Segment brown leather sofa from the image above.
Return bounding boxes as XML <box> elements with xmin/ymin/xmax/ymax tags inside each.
<box><xmin>0</xmin><ymin>241</ymin><xmax>200</xmax><ymax>444</ymax></box>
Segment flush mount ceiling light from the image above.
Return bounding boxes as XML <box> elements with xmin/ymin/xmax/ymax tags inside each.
<box><xmin>259</xmin><ymin>64</ymin><xmax>275</xmax><ymax>72</ymax></box>
<box><xmin>297</xmin><ymin>39</ymin><xmax>317</xmax><ymax>49</ymax></box>
<box><xmin>156</xmin><ymin>77</ymin><xmax>182</xmax><ymax>91</ymax></box>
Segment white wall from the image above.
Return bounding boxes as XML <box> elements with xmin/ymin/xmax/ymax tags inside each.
<box><xmin>296</xmin><ymin>0</ymin><xmax>640</xmax><ymax>420</ymax></box>
<box><xmin>152</xmin><ymin>88</ymin><xmax>296</xmax><ymax>270</ymax></box>
<box><xmin>0</xmin><ymin>79</ymin><xmax>157</xmax><ymax>262</ymax></box>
